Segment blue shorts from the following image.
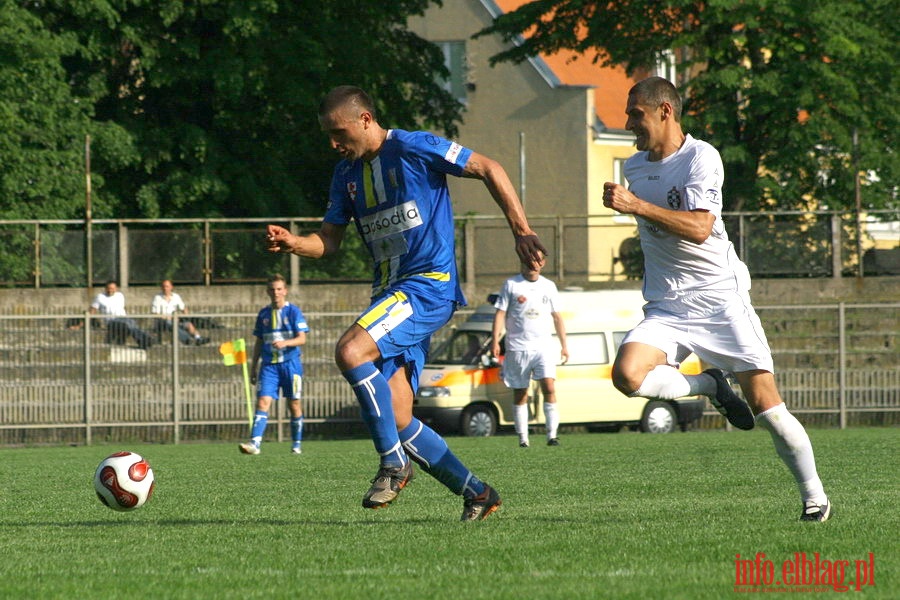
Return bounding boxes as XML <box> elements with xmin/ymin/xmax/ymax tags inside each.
<box><xmin>356</xmin><ymin>286</ymin><xmax>456</xmax><ymax>392</ymax></box>
<box><xmin>257</xmin><ymin>361</ymin><xmax>303</xmax><ymax>400</ymax></box>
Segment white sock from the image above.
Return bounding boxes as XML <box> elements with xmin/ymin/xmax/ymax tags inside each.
<box><xmin>544</xmin><ymin>402</ymin><xmax>559</xmax><ymax>439</ymax></box>
<box><xmin>514</xmin><ymin>403</ymin><xmax>529</xmax><ymax>443</ymax></box>
<box><xmin>632</xmin><ymin>365</ymin><xmax>717</xmax><ymax>399</ymax></box>
<box><xmin>756</xmin><ymin>403</ymin><xmax>827</xmax><ymax>504</ymax></box>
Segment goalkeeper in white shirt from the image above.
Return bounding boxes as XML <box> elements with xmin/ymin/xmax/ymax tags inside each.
<box><xmin>492</xmin><ymin>257</ymin><xmax>569</xmax><ymax>448</ymax></box>
<box><xmin>602</xmin><ymin>76</ymin><xmax>830</xmax><ymax>522</ymax></box>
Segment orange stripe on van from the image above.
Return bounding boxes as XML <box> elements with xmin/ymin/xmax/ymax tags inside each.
<box><xmin>428</xmin><ymin>367</ymin><xmax>503</xmax><ymax>387</ymax></box>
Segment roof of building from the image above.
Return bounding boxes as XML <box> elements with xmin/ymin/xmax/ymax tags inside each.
<box><xmin>490</xmin><ymin>0</ymin><xmax>637</xmax><ymax>131</ymax></box>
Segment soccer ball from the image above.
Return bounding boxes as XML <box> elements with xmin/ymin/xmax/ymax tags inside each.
<box><xmin>93</xmin><ymin>451</ymin><xmax>155</xmax><ymax>511</ymax></box>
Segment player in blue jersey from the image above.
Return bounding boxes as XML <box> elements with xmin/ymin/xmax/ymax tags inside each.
<box><xmin>239</xmin><ymin>274</ymin><xmax>310</xmax><ymax>455</ymax></box>
<box><xmin>266</xmin><ymin>85</ymin><xmax>546</xmax><ymax>520</ymax></box>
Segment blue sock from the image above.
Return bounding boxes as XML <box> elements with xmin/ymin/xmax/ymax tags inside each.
<box><xmin>399</xmin><ymin>418</ymin><xmax>486</xmax><ymax>498</ymax></box>
<box><xmin>250</xmin><ymin>410</ymin><xmax>268</xmax><ymax>446</ymax></box>
<box><xmin>342</xmin><ymin>363</ymin><xmax>405</xmax><ymax>468</ymax></box>
<box><xmin>290</xmin><ymin>416</ymin><xmax>303</xmax><ymax>447</ymax></box>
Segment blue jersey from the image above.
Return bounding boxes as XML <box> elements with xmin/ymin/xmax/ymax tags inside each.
<box><xmin>253</xmin><ymin>302</ymin><xmax>309</xmax><ymax>371</ymax></box>
<box><xmin>324</xmin><ymin>129</ymin><xmax>469</xmax><ymax>305</ymax></box>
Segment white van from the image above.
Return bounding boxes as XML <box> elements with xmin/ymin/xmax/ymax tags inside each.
<box><xmin>413</xmin><ymin>289</ymin><xmax>706</xmax><ymax>436</ymax></box>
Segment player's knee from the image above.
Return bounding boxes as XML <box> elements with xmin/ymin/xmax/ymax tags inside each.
<box><xmin>611</xmin><ymin>363</ymin><xmax>642</xmax><ymax>396</ymax></box>
<box><xmin>334</xmin><ymin>337</ymin><xmax>369</xmax><ymax>371</ymax></box>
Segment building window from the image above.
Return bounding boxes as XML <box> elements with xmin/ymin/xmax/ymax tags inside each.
<box><xmin>614</xmin><ymin>158</ymin><xmax>628</xmax><ymax>186</ymax></box>
<box><xmin>613</xmin><ymin>158</ymin><xmax>636</xmax><ymax>224</ymax></box>
<box><xmin>654</xmin><ymin>49</ymin><xmax>677</xmax><ymax>85</ymax></box>
<box><xmin>435</xmin><ymin>41</ymin><xmax>468</xmax><ymax>101</ymax></box>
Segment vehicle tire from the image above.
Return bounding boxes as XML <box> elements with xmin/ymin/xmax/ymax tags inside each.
<box><xmin>461</xmin><ymin>405</ymin><xmax>497</xmax><ymax>437</ymax></box>
<box><xmin>640</xmin><ymin>401</ymin><xmax>676</xmax><ymax>434</ymax></box>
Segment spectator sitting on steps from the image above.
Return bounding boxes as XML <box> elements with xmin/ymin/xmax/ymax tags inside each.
<box><xmin>151</xmin><ymin>279</ymin><xmax>209</xmax><ymax>345</ymax></box>
<box><xmin>69</xmin><ymin>280</ymin><xmax>154</xmax><ymax>350</ymax></box>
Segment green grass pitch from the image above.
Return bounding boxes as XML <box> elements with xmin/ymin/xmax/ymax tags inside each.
<box><xmin>0</xmin><ymin>428</ymin><xmax>896</xmax><ymax>599</ymax></box>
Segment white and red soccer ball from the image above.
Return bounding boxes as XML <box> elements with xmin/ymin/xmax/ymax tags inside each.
<box><xmin>93</xmin><ymin>451</ymin><xmax>155</xmax><ymax>511</ymax></box>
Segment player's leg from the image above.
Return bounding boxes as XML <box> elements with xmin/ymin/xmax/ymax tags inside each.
<box><xmin>539</xmin><ymin>378</ymin><xmax>560</xmax><ymax>445</ymax></box>
<box><xmin>240</xmin><ymin>392</ymin><xmax>273</xmax><ymax>455</ymax></box>
<box><xmin>616</xmin><ymin>310</ymin><xmax>754</xmax><ymax>430</ymax></box>
<box><xmin>502</xmin><ymin>350</ymin><xmax>533</xmax><ymax>447</ymax></box>
<box><xmin>385</xmin><ymin>291</ymin><xmax>501</xmax><ymax>520</ymax></box>
<box><xmin>737</xmin><ymin>370</ymin><xmax>830</xmax><ymax>521</ymax></box>
<box><xmin>394</xmin><ymin>371</ymin><xmax>501</xmax><ymax>520</ymax></box>
<box><xmin>288</xmin><ymin>372</ymin><xmax>303</xmax><ymax>454</ymax></box>
<box><xmin>512</xmin><ymin>388</ymin><xmax>530</xmax><ymax>447</ymax></box>
<box><xmin>336</xmin><ymin>292</ymin><xmax>418</xmax><ymax>508</ymax></box>
<box><xmin>612</xmin><ymin>341</ymin><xmax>675</xmax><ymax>396</ymax></box>
<box><xmin>533</xmin><ymin>351</ymin><xmax>560</xmax><ymax>445</ymax></box>
<box><xmin>336</xmin><ymin>323</ymin><xmax>406</xmax><ymax>469</ymax></box>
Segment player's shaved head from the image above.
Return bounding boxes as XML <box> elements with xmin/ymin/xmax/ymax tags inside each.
<box><xmin>319</xmin><ymin>86</ymin><xmax>377</xmax><ymax>121</ymax></box>
<box><xmin>629</xmin><ymin>77</ymin><xmax>682</xmax><ymax>122</ymax></box>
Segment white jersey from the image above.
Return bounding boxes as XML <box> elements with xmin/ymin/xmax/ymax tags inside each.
<box><xmin>493</xmin><ymin>274</ymin><xmax>561</xmax><ymax>352</ymax></box>
<box><xmin>91</xmin><ymin>292</ymin><xmax>127</xmax><ymax>316</ymax></box>
<box><xmin>624</xmin><ymin>134</ymin><xmax>750</xmax><ymax>301</ymax></box>
<box><xmin>151</xmin><ymin>292</ymin><xmax>186</xmax><ymax>316</ymax></box>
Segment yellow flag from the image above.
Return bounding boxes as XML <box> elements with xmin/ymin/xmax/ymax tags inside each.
<box><xmin>219</xmin><ymin>338</ymin><xmax>247</xmax><ymax>365</ymax></box>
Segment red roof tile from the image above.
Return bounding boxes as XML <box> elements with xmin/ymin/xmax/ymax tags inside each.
<box><xmin>491</xmin><ymin>0</ymin><xmax>637</xmax><ymax>130</ymax></box>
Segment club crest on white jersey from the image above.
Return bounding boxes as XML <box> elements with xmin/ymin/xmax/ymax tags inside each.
<box><xmin>666</xmin><ymin>186</ymin><xmax>682</xmax><ymax>209</ymax></box>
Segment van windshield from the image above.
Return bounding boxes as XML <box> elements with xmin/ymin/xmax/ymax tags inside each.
<box><xmin>428</xmin><ymin>330</ymin><xmax>493</xmax><ymax>366</ymax></box>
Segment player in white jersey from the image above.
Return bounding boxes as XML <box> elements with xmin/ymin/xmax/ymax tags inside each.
<box><xmin>492</xmin><ymin>258</ymin><xmax>568</xmax><ymax>447</ymax></box>
<box><xmin>602</xmin><ymin>77</ymin><xmax>830</xmax><ymax>522</ymax></box>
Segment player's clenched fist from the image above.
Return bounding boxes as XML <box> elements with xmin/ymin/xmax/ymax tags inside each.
<box><xmin>602</xmin><ymin>182</ymin><xmax>638</xmax><ymax>215</ymax></box>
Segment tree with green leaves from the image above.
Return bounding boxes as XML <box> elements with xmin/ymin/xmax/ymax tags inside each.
<box><xmin>480</xmin><ymin>0</ymin><xmax>898</xmax><ymax>213</ymax></box>
<box><xmin>24</xmin><ymin>0</ymin><xmax>461</xmax><ymax>220</ymax></box>
<box><xmin>0</xmin><ymin>1</ymin><xmax>136</xmax><ymax>222</ymax></box>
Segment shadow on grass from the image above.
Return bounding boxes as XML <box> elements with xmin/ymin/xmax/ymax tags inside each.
<box><xmin>0</xmin><ymin>511</ymin><xmax>582</xmax><ymax>528</ymax></box>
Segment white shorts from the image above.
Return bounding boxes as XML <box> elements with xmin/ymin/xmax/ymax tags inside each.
<box><xmin>501</xmin><ymin>349</ymin><xmax>557</xmax><ymax>389</ymax></box>
<box><xmin>622</xmin><ymin>289</ymin><xmax>775</xmax><ymax>373</ymax></box>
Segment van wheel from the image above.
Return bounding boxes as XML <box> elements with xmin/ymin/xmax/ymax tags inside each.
<box><xmin>640</xmin><ymin>401</ymin><xmax>676</xmax><ymax>434</ymax></box>
<box><xmin>461</xmin><ymin>405</ymin><xmax>497</xmax><ymax>437</ymax></box>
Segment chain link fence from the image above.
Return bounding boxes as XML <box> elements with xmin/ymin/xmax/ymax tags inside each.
<box><xmin>0</xmin><ymin>303</ymin><xmax>896</xmax><ymax>446</ymax></box>
<box><xmin>1</xmin><ymin>210</ymin><xmax>897</xmax><ymax>288</ymax></box>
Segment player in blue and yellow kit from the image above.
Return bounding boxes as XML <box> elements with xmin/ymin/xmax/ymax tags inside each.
<box><xmin>266</xmin><ymin>86</ymin><xmax>546</xmax><ymax>521</ymax></box>
<box><xmin>239</xmin><ymin>274</ymin><xmax>309</xmax><ymax>455</ymax></box>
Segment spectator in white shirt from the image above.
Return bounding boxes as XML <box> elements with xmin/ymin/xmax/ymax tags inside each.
<box><xmin>70</xmin><ymin>280</ymin><xmax>154</xmax><ymax>349</ymax></box>
<box><xmin>151</xmin><ymin>279</ymin><xmax>208</xmax><ymax>345</ymax></box>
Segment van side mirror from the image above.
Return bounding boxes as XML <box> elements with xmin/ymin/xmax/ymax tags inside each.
<box><xmin>481</xmin><ymin>353</ymin><xmax>500</xmax><ymax>368</ymax></box>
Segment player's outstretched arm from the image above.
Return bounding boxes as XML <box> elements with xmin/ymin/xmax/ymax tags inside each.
<box><xmin>461</xmin><ymin>151</ymin><xmax>547</xmax><ymax>268</ymax></box>
<box><xmin>266</xmin><ymin>223</ymin><xmax>347</xmax><ymax>258</ymax></box>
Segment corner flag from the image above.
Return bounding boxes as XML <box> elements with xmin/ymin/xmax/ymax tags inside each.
<box><xmin>219</xmin><ymin>339</ymin><xmax>253</xmax><ymax>428</ymax></box>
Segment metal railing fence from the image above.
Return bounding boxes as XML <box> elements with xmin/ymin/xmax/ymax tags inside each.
<box><xmin>0</xmin><ymin>303</ymin><xmax>896</xmax><ymax>445</ymax></box>
<box><xmin>0</xmin><ymin>209</ymin><xmax>896</xmax><ymax>288</ymax></box>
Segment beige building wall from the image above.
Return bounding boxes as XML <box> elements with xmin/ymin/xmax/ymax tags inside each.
<box><xmin>408</xmin><ymin>0</ymin><xmax>632</xmax><ymax>284</ymax></box>
<box><xmin>588</xmin><ymin>128</ymin><xmax>643</xmax><ymax>279</ymax></box>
